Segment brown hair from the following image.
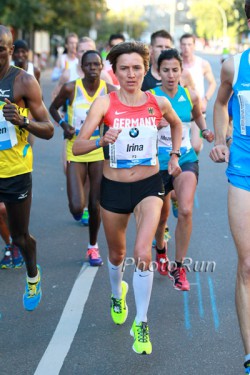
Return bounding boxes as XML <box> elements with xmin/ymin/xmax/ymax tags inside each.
<box><xmin>65</xmin><ymin>32</ymin><xmax>78</xmax><ymax>44</ymax></box>
<box><xmin>150</xmin><ymin>30</ymin><xmax>173</xmax><ymax>46</ymax></box>
<box><xmin>180</xmin><ymin>33</ymin><xmax>196</xmax><ymax>44</ymax></box>
<box><xmin>107</xmin><ymin>41</ymin><xmax>149</xmax><ymax>73</ymax></box>
<box><xmin>78</xmin><ymin>36</ymin><xmax>96</xmax><ymax>50</ymax></box>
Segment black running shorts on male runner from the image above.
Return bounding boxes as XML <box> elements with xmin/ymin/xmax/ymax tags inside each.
<box><xmin>0</xmin><ymin>172</ymin><xmax>32</xmax><ymax>203</ymax></box>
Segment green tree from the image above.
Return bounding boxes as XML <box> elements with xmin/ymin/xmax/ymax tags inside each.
<box><xmin>189</xmin><ymin>0</ymin><xmax>247</xmax><ymax>43</ymax></box>
<box><xmin>0</xmin><ymin>0</ymin><xmax>50</xmax><ymax>30</ymax></box>
<box><xmin>45</xmin><ymin>0</ymin><xmax>107</xmax><ymax>35</ymax></box>
<box><xmin>97</xmin><ymin>8</ymin><xmax>147</xmax><ymax>43</ymax></box>
<box><xmin>0</xmin><ymin>0</ymin><xmax>106</xmax><ymax>36</ymax></box>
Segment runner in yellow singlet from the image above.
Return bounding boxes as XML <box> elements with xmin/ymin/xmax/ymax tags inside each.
<box><xmin>49</xmin><ymin>50</ymin><xmax>117</xmax><ymax>266</ymax></box>
<box><xmin>0</xmin><ymin>25</ymin><xmax>54</xmax><ymax>311</ymax></box>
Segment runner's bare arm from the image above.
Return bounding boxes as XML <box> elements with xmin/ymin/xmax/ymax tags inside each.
<box><xmin>203</xmin><ymin>60</ymin><xmax>217</xmax><ymax>100</ymax></box>
<box><xmin>189</xmin><ymin>88</ymin><xmax>214</xmax><ymax>142</ymax></box>
<box><xmin>3</xmin><ymin>74</ymin><xmax>53</xmax><ymax>139</ymax></box>
<box><xmin>209</xmin><ymin>58</ymin><xmax>234</xmax><ymax>163</ymax></box>
<box><xmin>49</xmin><ymin>82</ymin><xmax>76</xmax><ymax>139</ymax></box>
<box><xmin>72</xmin><ymin>95</ymin><xmax>121</xmax><ymax>156</ymax></box>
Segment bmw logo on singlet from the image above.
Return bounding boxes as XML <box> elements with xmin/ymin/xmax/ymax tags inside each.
<box><xmin>129</xmin><ymin>127</ymin><xmax>139</xmax><ymax>138</ymax></box>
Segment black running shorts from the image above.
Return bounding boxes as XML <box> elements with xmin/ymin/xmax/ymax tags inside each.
<box><xmin>160</xmin><ymin>161</ymin><xmax>199</xmax><ymax>196</ymax></box>
<box><xmin>100</xmin><ymin>173</ymin><xmax>164</xmax><ymax>214</ymax></box>
<box><xmin>0</xmin><ymin>172</ymin><xmax>32</xmax><ymax>203</ymax></box>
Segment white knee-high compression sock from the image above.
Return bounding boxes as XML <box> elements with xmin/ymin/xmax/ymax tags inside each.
<box><xmin>108</xmin><ymin>258</ymin><xmax>124</xmax><ymax>299</ymax></box>
<box><xmin>133</xmin><ymin>268</ymin><xmax>154</xmax><ymax>324</ymax></box>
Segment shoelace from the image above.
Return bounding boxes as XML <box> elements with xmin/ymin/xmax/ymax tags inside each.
<box><xmin>136</xmin><ymin>323</ymin><xmax>149</xmax><ymax>343</ymax></box>
<box><xmin>171</xmin><ymin>267</ymin><xmax>186</xmax><ymax>282</ymax></box>
<box><xmin>171</xmin><ymin>267</ymin><xmax>180</xmax><ymax>279</ymax></box>
<box><xmin>27</xmin><ymin>282</ymin><xmax>38</xmax><ymax>297</ymax></box>
<box><xmin>158</xmin><ymin>256</ymin><xmax>168</xmax><ymax>265</ymax></box>
<box><xmin>87</xmin><ymin>248</ymin><xmax>100</xmax><ymax>259</ymax></box>
<box><xmin>179</xmin><ymin>268</ymin><xmax>187</xmax><ymax>281</ymax></box>
<box><xmin>111</xmin><ymin>297</ymin><xmax>122</xmax><ymax>313</ymax></box>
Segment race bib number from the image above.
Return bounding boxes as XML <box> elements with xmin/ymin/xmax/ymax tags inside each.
<box><xmin>110</xmin><ymin>126</ymin><xmax>158</xmax><ymax>168</ymax></box>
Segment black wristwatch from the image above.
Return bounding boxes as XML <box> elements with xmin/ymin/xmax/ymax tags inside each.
<box><xmin>169</xmin><ymin>150</ymin><xmax>181</xmax><ymax>158</ymax></box>
<box><xmin>19</xmin><ymin>116</ymin><xmax>30</xmax><ymax>129</ymax></box>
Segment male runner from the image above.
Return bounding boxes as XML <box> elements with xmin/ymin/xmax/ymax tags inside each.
<box><xmin>209</xmin><ymin>2</ymin><xmax>250</xmax><ymax>372</ymax></box>
<box><xmin>0</xmin><ymin>25</ymin><xmax>54</xmax><ymax>311</ymax></box>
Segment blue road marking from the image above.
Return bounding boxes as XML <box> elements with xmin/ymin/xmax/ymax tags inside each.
<box><xmin>196</xmin><ymin>272</ymin><xmax>204</xmax><ymax>319</ymax></box>
<box><xmin>208</xmin><ymin>276</ymin><xmax>220</xmax><ymax>331</ymax></box>
<box><xmin>183</xmin><ymin>291</ymin><xmax>191</xmax><ymax>331</ymax></box>
<box><xmin>182</xmin><ymin>275</ymin><xmax>219</xmax><ymax>334</ymax></box>
<box><xmin>194</xmin><ymin>191</ymin><xmax>199</xmax><ymax>209</ymax></box>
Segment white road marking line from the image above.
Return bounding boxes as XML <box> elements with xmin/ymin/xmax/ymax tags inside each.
<box><xmin>34</xmin><ymin>264</ymin><xmax>98</xmax><ymax>375</ymax></box>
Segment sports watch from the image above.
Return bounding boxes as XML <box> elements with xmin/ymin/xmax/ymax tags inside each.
<box><xmin>20</xmin><ymin>116</ymin><xmax>30</xmax><ymax>129</ymax></box>
<box><xmin>169</xmin><ymin>150</ymin><xmax>181</xmax><ymax>158</ymax></box>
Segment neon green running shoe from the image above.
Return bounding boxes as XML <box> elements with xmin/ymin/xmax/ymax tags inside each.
<box><xmin>81</xmin><ymin>209</ymin><xmax>89</xmax><ymax>226</ymax></box>
<box><xmin>110</xmin><ymin>280</ymin><xmax>128</xmax><ymax>325</ymax></box>
<box><xmin>130</xmin><ymin>320</ymin><xmax>152</xmax><ymax>355</ymax></box>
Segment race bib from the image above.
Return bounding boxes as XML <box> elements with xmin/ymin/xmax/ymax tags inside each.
<box><xmin>73</xmin><ymin>106</ymin><xmax>99</xmax><ymax>137</ymax></box>
<box><xmin>73</xmin><ymin>106</ymin><xmax>88</xmax><ymax>135</ymax></box>
<box><xmin>238</xmin><ymin>91</ymin><xmax>250</xmax><ymax>136</ymax></box>
<box><xmin>158</xmin><ymin>121</ymin><xmax>192</xmax><ymax>154</ymax></box>
<box><xmin>0</xmin><ymin>102</ymin><xmax>17</xmax><ymax>151</ymax></box>
<box><xmin>110</xmin><ymin>126</ymin><xmax>158</xmax><ymax>168</ymax></box>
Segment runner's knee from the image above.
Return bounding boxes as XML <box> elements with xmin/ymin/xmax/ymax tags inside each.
<box><xmin>238</xmin><ymin>256</ymin><xmax>250</xmax><ymax>283</ymax></box>
<box><xmin>12</xmin><ymin>233</ymin><xmax>35</xmax><ymax>250</ymax></box>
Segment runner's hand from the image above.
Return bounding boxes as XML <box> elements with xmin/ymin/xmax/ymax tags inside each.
<box><xmin>62</xmin><ymin>123</ymin><xmax>75</xmax><ymax>140</ymax></box>
<box><xmin>3</xmin><ymin>98</ymin><xmax>23</xmax><ymax>126</ymax></box>
<box><xmin>209</xmin><ymin>144</ymin><xmax>229</xmax><ymax>163</ymax></box>
<box><xmin>101</xmin><ymin>128</ymin><xmax>122</xmax><ymax>146</ymax></box>
<box><xmin>202</xmin><ymin>129</ymin><xmax>214</xmax><ymax>143</ymax></box>
<box><xmin>168</xmin><ymin>156</ymin><xmax>182</xmax><ymax>177</ymax></box>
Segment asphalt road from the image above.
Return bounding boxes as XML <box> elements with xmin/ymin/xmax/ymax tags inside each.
<box><xmin>0</xmin><ymin>53</ymin><xmax>244</xmax><ymax>375</ymax></box>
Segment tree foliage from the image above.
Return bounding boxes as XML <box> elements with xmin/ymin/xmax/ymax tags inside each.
<box><xmin>97</xmin><ymin>8</ymin><xmax>147</xmax><ymax>43</ymax></box>
<box><xmin>189</xmin><ymin>0</ymin><xmax>248</xmax><ymax>42</ymax></box>
<box><xmin>0</xmin><ymin>0</ymin><xmax>106</xmax><ymax>35</ymax></box>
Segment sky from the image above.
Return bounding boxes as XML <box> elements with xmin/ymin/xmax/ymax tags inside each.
<box><xmin>106</xmin><ymin>0</ymin><xmax>176</xmax><ymax>14</ymax></box>
<box><xmin>106</xmin><ymin>0</ymin><xmax>141</xmax><ymax>12</ymax></box>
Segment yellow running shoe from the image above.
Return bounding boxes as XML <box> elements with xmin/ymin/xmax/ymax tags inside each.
<box><xmin>171</xmin><ymin>198</ymin><xmax>179</xmax><ymax>218</ymax></box>
<box><xmin>130</xmin><ymin>320</ymin><xmax>152</xmax><ymax>355</ymax></box>
<box><xmin>110</xmin><ymin>280</ymin><xmax>128</xmax><ymax>325</ymax></box>
<box><xmin>164</xmin><ymin>226</ymin><xmax>171</xmax><ymax>242</ymax></box>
